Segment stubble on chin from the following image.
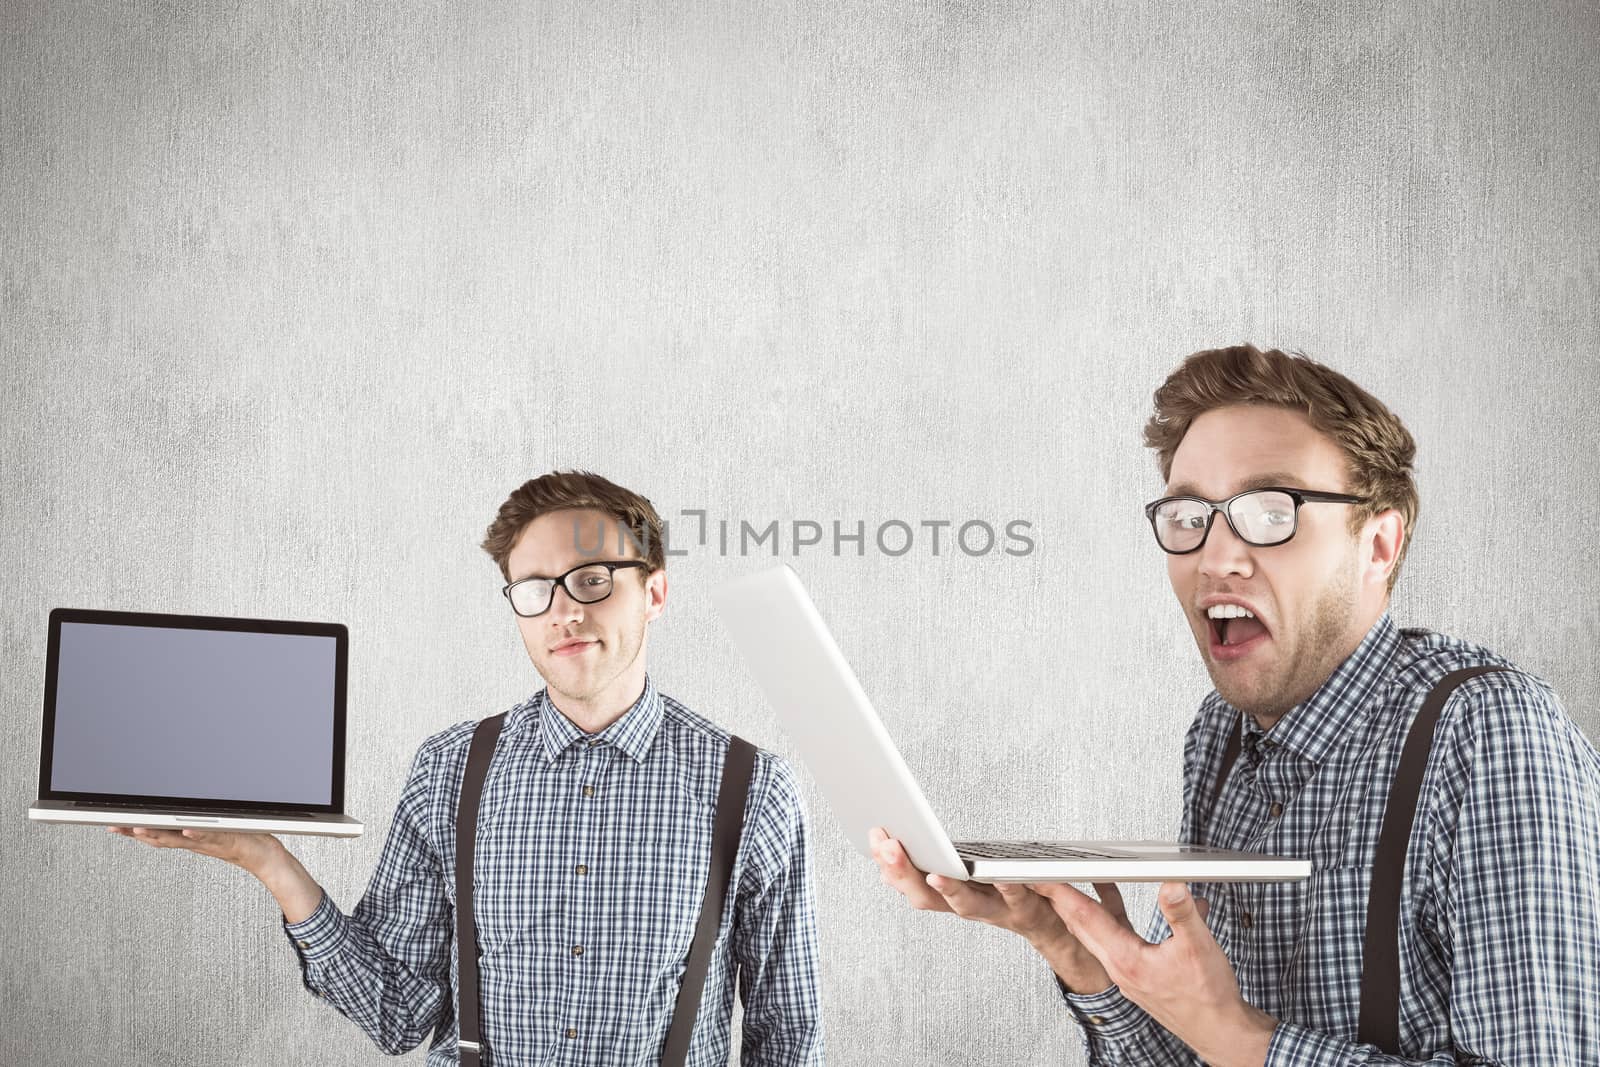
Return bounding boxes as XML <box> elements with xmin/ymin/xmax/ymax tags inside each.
<box><xmin>1210</xmin><ymin>662</ymin><xmax>1287</xmax><ymax>722</ymax></box>
<box><xmin>540</xmin><ymin>653</ymin><xmax>595</xmax><ymax>704</ymax></box>
<box><xmin>1215</xmin><ymin>566</ymin><xmax>1361</xmax><ymax>724</ymax></box>
<box><xmin>556</xmin><ymin>642</ymin><xmax>632</xmax><ymax>706</ymax></box>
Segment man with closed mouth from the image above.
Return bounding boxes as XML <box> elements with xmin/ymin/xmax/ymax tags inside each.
<box><xmin>114</xmin><ymin>469</ymin><xmax>826</xmax><ymax>1065</ymax></box>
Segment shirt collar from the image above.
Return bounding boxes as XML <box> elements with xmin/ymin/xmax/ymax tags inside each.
<box><xmin>521</xmin><ymin>674</ymin><xmax>664</xmax><ymax>765</ymax></box>
<box><xmin>1237</xmin><ymin>609</ymin><xmax>1404</xmax><ymax>765</ymax></box>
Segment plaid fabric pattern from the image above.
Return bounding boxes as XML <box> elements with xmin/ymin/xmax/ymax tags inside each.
<box><xmin>280</xmin><ymin>674</ymin><xmax>825</xmax><ymax>1066</ymax></box>
<box><xmin>1057</xmin><ymin>611</ymin><xmax>1600</xmax><ymax>1064</ymax></box>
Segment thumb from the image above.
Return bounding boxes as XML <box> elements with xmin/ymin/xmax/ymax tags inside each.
<box><xmin>1158</xmin><ymin>882</ymin><xmax>1204</xmax><ymax>930</ymax></box>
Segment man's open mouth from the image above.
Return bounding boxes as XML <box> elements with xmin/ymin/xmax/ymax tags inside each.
<box><xmin>1210</xmin><ymin>614</ymin><xmax>1270</xmax><ymax>647</ymax></box>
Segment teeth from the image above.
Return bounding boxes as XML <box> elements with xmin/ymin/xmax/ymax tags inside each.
<box><xmin>1206</xmin><ymin>604</ymin><xmax>1256</xmax><ymax>620</ymax></box>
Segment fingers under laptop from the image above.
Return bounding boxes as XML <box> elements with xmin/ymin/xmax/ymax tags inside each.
<box><xmin>869</xmin><ymin>826</ymin><xmax>954</xmax><ymax>912</ymax></box>
<box><xmin>1091</xmin><ymin>882</ymin><xmax>1132</xmax><ymax>926</ymax></box>
<box><xmin>924</xmin><ymin>872</ymin><xmax>1007</xmax><ymax>918</ymax></box>
<box><xmin>107</xmin><ymin>826</ymin><xmax>187</xmax><ymax>846</ymax></box>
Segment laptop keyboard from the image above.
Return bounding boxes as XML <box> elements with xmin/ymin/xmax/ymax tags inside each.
<box><xmin>954</xmin><ymin>840</ymin><xmax>1126</xmax><ymax>860</ymax></box>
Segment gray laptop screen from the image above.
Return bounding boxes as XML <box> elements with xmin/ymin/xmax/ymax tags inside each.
<box><xmin>50</xmin><ymin>621</ymin><xmax>337</xmax><ymax>805</ymax></box>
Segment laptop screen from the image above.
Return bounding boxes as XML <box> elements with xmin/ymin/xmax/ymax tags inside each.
<box><xmin>40</xmin><ymin>609</ymin><xmax>348</xmax><ymax>812</ymax></box>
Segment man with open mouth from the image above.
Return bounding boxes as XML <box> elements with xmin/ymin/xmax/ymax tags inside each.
<box><xmin>871</xmin><ymin>344</ymin><xmax>1600</xmax><ymax>1064</ymax></box>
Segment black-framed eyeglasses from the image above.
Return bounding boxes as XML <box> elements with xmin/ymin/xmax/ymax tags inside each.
<box><xmin>501</xmin><ymin>560</ymin><xmax>650</xmax><ymax>618</ymax></box>
<box><xmin>1143</xmin><ymin>486</ymin><xmax>1370</xmax><ymax>555</ymax></box>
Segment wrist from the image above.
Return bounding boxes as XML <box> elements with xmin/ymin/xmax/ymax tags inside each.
<box><xmin>1201</xmin><ymin>1001</ymin><xmax>1277</xmax><ymax>1067</ymax></box>
<box><xmin>1032</xmin><ymin>933</ymin><xmax>1111</xmax><ymax>994</ymax></box>
<box><xmin>252</xmin><ymin>839</ymin><xmax>316</xmax><ymax>905</ymax></box>
<box><xmin>244</xmin><ymin>834</ymin><xmax>293</xmax><ymax>882</ymax></box>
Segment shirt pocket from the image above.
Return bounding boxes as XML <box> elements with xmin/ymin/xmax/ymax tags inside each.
<box><xmin>617</xmin><ymin>816</ymin><xmax>717</xmax><ymax>968</ymax></box>
<box><xmin>1280</xmin><ymin>863</ymin><xmax>1372</xmax><ymax>1030</ymax></box>
<box><xmin>608</xmin><ymin>811</ymin><xmax>722</xmax><ymax>1037</ymax></box>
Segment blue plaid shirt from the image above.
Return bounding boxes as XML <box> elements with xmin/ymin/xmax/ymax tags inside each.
<box><xmin>1059</xmin><ymin>611</ymin><xmax>1600</xmax><ymax>1063</ymax></box>
<box><xmin>280</xmin><ymin>674</ymin><xmax>825</xmax><ymax>1066</ymax></box>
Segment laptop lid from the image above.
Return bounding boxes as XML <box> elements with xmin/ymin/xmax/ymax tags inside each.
<box><xmin>711</xmin><ymin>564</ymin><xmax>972</xmax><ymax>879</ymax></box>
<box><xmin>712</xmin><ymin>565</ymin><xmax>1313</xmax><ymax>885</ymax></box>
<box><xmin>36</xmin><ymin>607</ymin><xmax>350</xmax><ymax>821</ymax></box>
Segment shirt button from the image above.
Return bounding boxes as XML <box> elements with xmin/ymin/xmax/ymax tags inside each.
<box><xmin>572</xmin><ymin>945</ymin><xmax>584</xmax><ymax>956</ymax></box>
<box><xmin>587</xmin><ymin>738</ymin><xmax>600</xmax><ymax>747</ymax></box>
<box><xmin>565</xmin><ymin>1027</ymin><xmax>578</xmax><ymax>1039</ymax></box>
<box><xmin>296</xmin><ymin>940</ymin><xmax>310</xmax><ymax>949</ymax></box>
<box><xmin>1269</xmin><ymin>802</ymin><xmax>1283</xmax><ymax>818</ymax></box>
<box><xmin>1088</xmin><ymin>1014</ymin><xmax>1106</xmax><ymax>1025</ymax></box>
<box><xmin>1240</xmin><ymin>911</ymin><xmax>1254</xmax><ymax>928</ymax></box>
<box><xmin>582</xmin><ymin>785</ymin><xmax>595</xmax><ymax>798</ymax></box>
<box><xmin>575</xmin><ymin>864</ymin><xmax>588</xmax><ymax>876</ymax></box>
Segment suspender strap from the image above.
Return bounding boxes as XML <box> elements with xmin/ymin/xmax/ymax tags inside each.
<box><xmin>661</xmin><ymin>735</ymin><xmax>758</xmax><ymax>1067</ymax></box>
<box><xmin>455</xmin><ymin>712</ymin><xmax>506</xmax><ymax>1067</ymax></box>
<box><xmin>1212</xmin><ymin>712</ymin><xmax>1244</xmax><ymax>817</ymax></box>
<box><xmin>1356</xmin><ymin>665</ymin><xmax>1510</xmax><ymax>1053</ymax></box>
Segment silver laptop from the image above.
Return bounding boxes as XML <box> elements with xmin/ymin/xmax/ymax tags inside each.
<box><xmin>29</xmin><ymin>607</ymin><xmax>363</xmax><ymax>838</ymax></box>
<box><xmin>711</xmin><ymin>564</ymin><xmax>1309</xmax><ymax>883</ymax></box>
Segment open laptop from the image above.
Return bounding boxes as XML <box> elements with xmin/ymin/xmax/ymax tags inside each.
<box><xmin>29</xmin><ymin>607</ymin><xmax>362</xmax><ymax>838</ymax></box>
<box><xmin>711</xmin><ymin>564</ymin><xmax>1309</xmax><ymax>883</ymax></box>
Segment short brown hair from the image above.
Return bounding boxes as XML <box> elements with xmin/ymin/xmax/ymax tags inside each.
<box><xmin>1143</xmin><ymin>345</ymin><xmax>1419</xmax><ymax>597</ymax></box>
<box><xmin>480</xmin><ymin>470</ymin><xmax>666</xmax><ymax>583</ymax></box>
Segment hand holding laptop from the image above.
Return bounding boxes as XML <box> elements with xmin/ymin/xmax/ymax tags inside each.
<box><xmin>869</xmin><ymin>826</ymin><xmax>1126</xmax><ymax>995</ymax></box>
<box><xmin>107</xmin><ymin>825</ymin><xmax>326</xmax><ymax>924</ymax></box>
<box><xmin>106</xmin><ymin>825</ymin><xmax>279</xmax><ymax>872</ymax></box>
<box><xmin>711</xmin><ymin>564</ymin><xmax>1257</xmax><ymax>1001</ymax></box>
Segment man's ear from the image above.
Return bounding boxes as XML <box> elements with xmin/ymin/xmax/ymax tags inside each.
<box><xmin>644</xmin><ymin>568</ymin><xmax>668</xmax><ymax>622</ymax></box>
<box><xmin>1362</xmin><ymin>508</ymin><xmax>1404</xmax><ymax>589</ymax></box>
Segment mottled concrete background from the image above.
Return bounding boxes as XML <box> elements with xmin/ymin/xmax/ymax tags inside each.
<box><xmin>3</xmin><ymin>1</ymin><xmax>1597</xmax><ymax>1064</ymax></box>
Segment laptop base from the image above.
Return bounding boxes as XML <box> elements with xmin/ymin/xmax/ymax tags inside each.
<box><xmin>957</xmin><ymin>838</ymin><xmax>1311</xmax><ymax>883</ymax></box>
<box><xmin>28</xmin><ymin>801</ymin><xmax>363</xmax><ymax>838</ymax></box>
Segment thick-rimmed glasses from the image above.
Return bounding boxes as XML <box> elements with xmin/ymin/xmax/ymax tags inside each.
<box><xmin>501</xmin><ymin>560</ymin><xmax>649</xmax><ymax>618</ymax></box>
<box><xmin>1143</xmin><ymin>486</ymin><xmax>1369</xmax><ymax>555</ymax></box>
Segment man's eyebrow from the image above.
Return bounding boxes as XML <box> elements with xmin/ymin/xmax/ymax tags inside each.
<box><xmin>1164</xmin><ymin>471</ymin><xmax>1307</xmax><ymax>498</ymax></box>
<box><xmin>509</xmin><ymin>556</ymin><xmax>631</xmax><ymax>584</ymax></box>
<box><xmin>508</xmin><ymin>563</ymin><xmax>568</xmax><ymax>583</ymax></box>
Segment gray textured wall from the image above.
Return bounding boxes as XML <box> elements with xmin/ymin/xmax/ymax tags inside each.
<box><xmin>4</xmin><ymin>1</ymin><xmax>1598</xmax><ymax>1064</ymax></box>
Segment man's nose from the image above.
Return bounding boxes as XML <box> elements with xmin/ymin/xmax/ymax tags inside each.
<box><xmin>547</xmin><ymin>584</ymin><xmax>585</xmax><ymax>625</ymax></box>
<box><xmin>1197</xmin><ymin>508</ymin><xmax>1254</xmax><ymax>577</ymax></box>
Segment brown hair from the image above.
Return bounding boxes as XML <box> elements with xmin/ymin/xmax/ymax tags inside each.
<box><xmin>480</xmin><ymin>470</ymin><xmax>666</xmax><ymax>583</ymax></box>
<box><xmin>1143</xmin><ymin>345</ymin><xmax>1419</xmax><ymax>596</ymax></box>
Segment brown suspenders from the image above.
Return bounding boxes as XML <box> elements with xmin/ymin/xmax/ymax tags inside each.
<box><xmin>662</xmin><ymin>730</ymin><xmax>758</xmax><ymax>1063</ymax></box>
<box><xmin>1209</xmin><ymin>666</ymin><xmax>1511</xmax><ymax>1055</ymax></box>
<box><xmin>453</xmin><ymin>712</ymin><xmax>503</xmax><ymax>1067</ymax></box>
<box><xmin>452</xmin><ymin>711</ymin><xmax>758</xmax><ymax>1067</ymax></box>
